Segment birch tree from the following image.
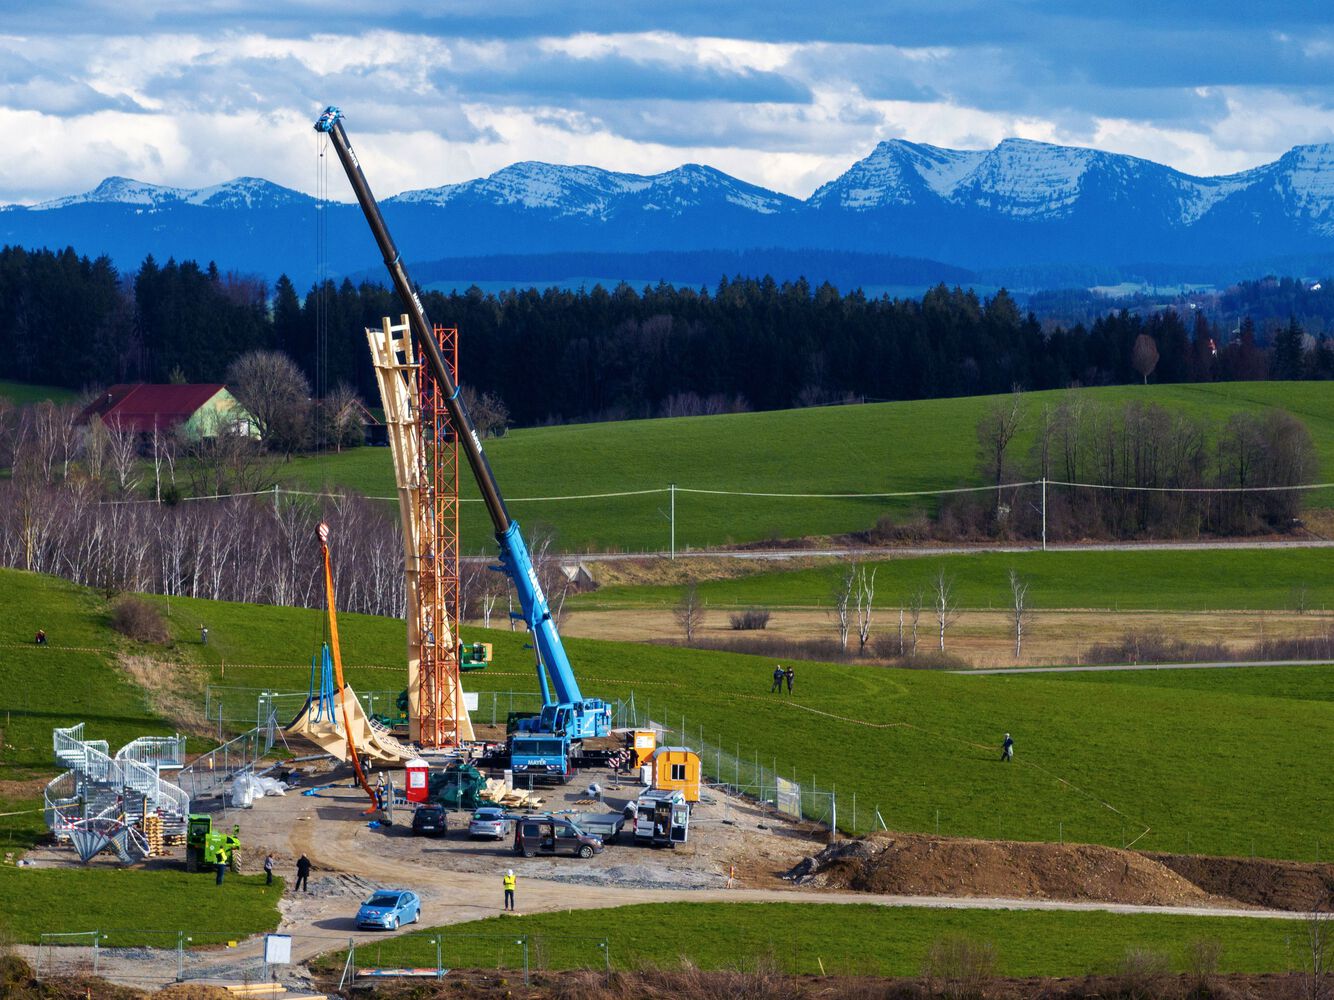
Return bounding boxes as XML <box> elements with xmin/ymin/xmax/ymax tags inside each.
<box><xmin>1008</xmin><ymin>568</ymin><xmax>1034</xmax><ymax>659</ymax></box>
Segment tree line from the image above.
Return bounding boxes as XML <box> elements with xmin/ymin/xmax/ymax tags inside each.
<box><xmin>2</xmin><ymin>244</ymin><xmax>1332</xmax><ymax>430</ymax></box>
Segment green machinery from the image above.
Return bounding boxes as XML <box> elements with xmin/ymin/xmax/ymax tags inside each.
<box><xmin>428</xmin><ymin>762</ymin><xmax>486</xmax><ymax>810</ymax></box>
<box><xmin>185</xmin><ymin>814</ymin><xmax>241</xmax><ymax>873</ymax></box>
<box><xmin>369</xmin><ymin>642</ymin><xmax>493</xmax><ymax>729</ymax></box>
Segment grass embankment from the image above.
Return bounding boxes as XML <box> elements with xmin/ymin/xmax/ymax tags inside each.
<box><xmin>133</xmin><ymin>588</ymin><xmax>1334</xmax><ymax>860</ymax></box>
<box><xmin>0</xmin><ymin>868</ymin><xmax>282</xmax><ymax>946</ymax></box>
<box><xmin>0</xmin><ymin>570</ymin><xmax>284</xmax><ymax>943</ymax></box>
<box><xmin>280</xmin><ymin>381</ymin><xmax>1334</xmax><ymax>551</ymax></box>
<box><xmin>575</xmin><ymin>546</ymin><xmax>1334</xmax><ymax>612</ymax></box>
<box><xmin>322</xmin><ymin>902</ymin><xmax>1309</xmax><ymax>978</ymax></box>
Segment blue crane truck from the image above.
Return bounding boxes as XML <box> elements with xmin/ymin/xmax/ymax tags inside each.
<box><xmin>316</xmin><ymin>107</ymin><xmax>612</xmax><ymax>779</ymax></box>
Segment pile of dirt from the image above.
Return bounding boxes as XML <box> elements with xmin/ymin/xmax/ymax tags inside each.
<box><xmin>786</xmin><ymin>832</ymin><xmax>1229</xmax><ymax>908</ymax></box>
<box><xmin>1149</xmin><ymin>852</ymin><xmax>1334</xmax><ymax>912</ymax></box>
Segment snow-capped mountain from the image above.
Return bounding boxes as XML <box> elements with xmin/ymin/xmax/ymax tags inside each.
<box><xmin>391</xmin><ymin>162</ymin><xmax>794</xmax><ymax>218</ymax></box>
<box><xmin>31</xmin><ymin>176</ymin><xmax>313</xmax><ymax>212</ymax></box>
<box><xmin>2</xmin><ymin>139</ymin><xmax>1332</xmax><ymax>287</ymax></box>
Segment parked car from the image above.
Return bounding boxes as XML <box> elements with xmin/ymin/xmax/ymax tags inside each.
<box><xmin>468</xmin><ymin>806</ymin><xmax>511</xmax><ymax>839</ymax></box>
<box><xmin>411</xmin><ymin>804</ymin><xmax>447</xmax><ymax>837</ymax></box>
<box><xmin>514</xmin><ymin>816</ymin><xmax>603</xmax><ymax>859</ymax></box>
<box><xmin>355</xmin><ymin>889</ymin><xmax>420</xmax><ymax>930</ymax></box>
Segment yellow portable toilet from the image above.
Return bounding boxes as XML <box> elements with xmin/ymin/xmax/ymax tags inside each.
<box><xmin>649</xmin><ymin>746</ymin><xmax>701</xmax><ymax>802</ymax></box>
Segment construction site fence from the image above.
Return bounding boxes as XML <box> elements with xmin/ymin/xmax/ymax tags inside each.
<box><xmin>175</xmin><ymin>715</ymin><xmax>278</xmax><ymax>802</ymax></box>
<box><xmin>34</xmin><ymin>929</ymin><xmax>613</xmax><ymax>989</ymax></box>
<box><xmin>615</xmin><ymin>692</ymin><xmax>839</xmax><ymax>835</ymax></box>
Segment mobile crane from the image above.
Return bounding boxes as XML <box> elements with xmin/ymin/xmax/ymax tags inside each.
<box><xmin>314</xmin><ymin>107</ymin><xmax>612</xmax><ymax>777</ymax></box>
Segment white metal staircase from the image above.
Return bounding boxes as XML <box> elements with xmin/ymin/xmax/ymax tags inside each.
<box><xmin>46</xmin><ymin>724</ymin><xmax>191</xmax><ymax>863</ymax></box>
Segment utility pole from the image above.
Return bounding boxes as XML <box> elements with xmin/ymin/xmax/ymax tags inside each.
<box><xmin>669</xmin><ymin>483</ymin><xmax>676</xmax><ymax>559</ymax></box>
<box><xmin>1041</xmin><ymin>477</ymin><xmax>1047</xmax><ymax>551</ymax></box>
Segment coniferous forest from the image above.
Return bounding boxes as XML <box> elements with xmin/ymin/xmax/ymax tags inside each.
<box><xmin>2</xmin><ymin>244</ymin><xmax>1332</xmax><ymax>427</ymax></box>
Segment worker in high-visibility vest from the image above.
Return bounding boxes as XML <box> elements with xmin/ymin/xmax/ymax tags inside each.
<box><xmin>502</xmin><ymin>869</ymin><xmax>516</xmax><ymax>911</ymax></box>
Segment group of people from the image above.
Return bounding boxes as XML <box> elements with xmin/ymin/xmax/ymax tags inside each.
<box><xmin>769</xmin><ymin>664</ymin><xmax>795</xmax><ymax>694</ymax></box>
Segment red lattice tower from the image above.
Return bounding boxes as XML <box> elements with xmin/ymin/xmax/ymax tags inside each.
<box><xmin>413</xmin><ymin>325</ymin><xmax>463</xmax><ymax>747</ymax></box>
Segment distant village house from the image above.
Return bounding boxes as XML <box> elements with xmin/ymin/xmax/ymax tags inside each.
<box><xmin>78</xmin><ymin>384</ymin><xmax>257</xmax><ymax>441</ymax></box>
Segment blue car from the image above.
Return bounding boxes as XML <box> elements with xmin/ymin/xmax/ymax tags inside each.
<box><xmin>355</xmin><ymin>889</ymin><xmax>420</xmax><ymax>930</ymax></box>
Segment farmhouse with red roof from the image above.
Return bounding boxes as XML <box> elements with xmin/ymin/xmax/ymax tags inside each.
<box><xmin>78</xmin><ymin>384</ymin><xmax>256</xmax><ymax>440</ymax></box>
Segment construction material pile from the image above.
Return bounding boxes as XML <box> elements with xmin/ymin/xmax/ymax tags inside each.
<box><xmin>479</xmin><ymin>778</ymin><xmax>545</xmax><ymax>810</ymax></box>
<box><xmin>786</xmin><ymin>831</ymin><xmax>1224</xmax><ymax>908</ymax></box>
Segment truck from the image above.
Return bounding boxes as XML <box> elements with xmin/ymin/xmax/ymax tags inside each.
<box><xmin>315</xmin><ymin>105</ymin><xmax>612</xmax><ymax>760</ymax></box>
<box><xmin>630</xmin><ymin>789</ymin><xmax>691</xmax><ymax>847</ymax></box>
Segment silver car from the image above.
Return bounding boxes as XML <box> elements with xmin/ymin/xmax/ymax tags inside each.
<box><xmin>468</xmin><ymin>806</ymin><xmax>511</xmax><ymax>839</ymax></box>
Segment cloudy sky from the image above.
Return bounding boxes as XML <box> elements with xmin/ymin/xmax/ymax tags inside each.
<box><xmin>2</xmin><ymin>1</ymin><xmax>1333</xmax><ymax>204</ymax></box>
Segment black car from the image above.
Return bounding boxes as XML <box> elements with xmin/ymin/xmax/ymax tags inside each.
<box><xmin>411</xmin><ymin>804</ymin><xmax>447</xmax><ymax>837</ymax></box>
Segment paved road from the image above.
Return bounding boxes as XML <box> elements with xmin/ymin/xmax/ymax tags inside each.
<box><xmin>538</xmin><ymin>537</ymin><xmax>1334</xmax><ymax>564</ymax></box>
<box><xmin>959</xmin><ymin>659</ymin><xmax>1332</xmax><ymax>675</ymax></box>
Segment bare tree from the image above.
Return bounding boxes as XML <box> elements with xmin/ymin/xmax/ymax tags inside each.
<box><xmin>1132</xmin><ymin>334</ymin><xmax>1160</xmax><ymax>384</ymax></box>
<box><xmin>185</xmin><ymin>427</ymin><xmax>270</xmax><ymax>497</ymax></box>
<box><xmin>673</xmin><ymin>582</ymin><xmax>705</xmax><ymax>644</ymax></box>
<box><xmin>976</xmin><ymin>390</ymin><xmax>1024</xmax><ymax>522</ymax></box>
<box><xmin>105</xmin><ymin>423</ymin><xmax>142</xmax><ymax>497</ymax></box>
<box><xmin>931</xmin><ymin>568</ymin><xmax>960</xmax><ymax>653</ymax></box>
<box><xmin>854</xmin><ymin>564</ymin><xmax>877</xmax><ymax>654</ymax></box>
<box><xmin>908</xmin><ymin>590</ymin><xmax>923</xmax><ymax>656</ymax></box>
<box><xmin>1305</xmin><ymin>910</ymin><xmax>1331</xmax><ymax>1000</ymax></box>
<box><xmin>225</xmin><ymin>350</ymin><xmax>311</xmax><ymax>454</ymax></box>
<box><xmin>1008</xmin><ymin>568</ymin><xmax>1035</xmax><ymax>659</ymax></box>
<box><xmin>319</xmin><ymin>382</ymin><xmax>365</xmax><ymax>453</ymax></box>
<box><xmin>831</xmin><ymin>563</ymin><xmax>855</xmax><ymax>652</ymax></box>
<box><xmin>148</xmin><ymin>426</ymin><xmax>179</xmax><ymax>502</ymax></box>
<box><xmin>459</xmin><ymin>385</ymin><xmax>511</xmax><ymax>439</ymax></box>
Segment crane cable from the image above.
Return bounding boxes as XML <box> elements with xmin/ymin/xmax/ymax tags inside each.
<box><xmin>319</xmin><ymin>522</ymin><xmax>380</xmax><ymax>813</ymax></box>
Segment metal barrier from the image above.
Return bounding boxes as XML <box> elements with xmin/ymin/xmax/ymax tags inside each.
<box><xmin>176</xmin><ymin>715</ymin><xmax>278</xmax><ymax>801</ymax></box>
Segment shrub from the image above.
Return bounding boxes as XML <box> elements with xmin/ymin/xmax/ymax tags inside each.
<box><xmin>729</xmin><ymin>608</ymin><xmax>771</xmax><ymax>630</ymax></box>
<box><xmin>1113</xmin><ymin>948</ymin><xmax>1171</xmax><ymax>1000</ymax></box>
<box><xmin>110</xmin><ymin>596</ymin><xmax>169</xmax><ymax>644</ymax></box>
<box><xmin>921</xmin><ymin>934</ymin><xmax>996</xmax><ymax>1000</ymax></box>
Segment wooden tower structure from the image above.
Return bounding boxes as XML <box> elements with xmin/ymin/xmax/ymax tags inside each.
<box><xmin>366</xmin><ymin>315</ymin><xmax>473</xmax><ymax>746</ymax></box>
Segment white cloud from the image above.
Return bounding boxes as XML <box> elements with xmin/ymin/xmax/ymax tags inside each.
<box><xmin>2</xmin><ymin>24</ymin><xmax>1333</xmax><ymax>204</ymax></box>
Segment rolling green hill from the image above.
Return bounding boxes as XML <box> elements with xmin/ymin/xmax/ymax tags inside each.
<box><xmin>0</xmin><ymin>380</ymin><xmax>77</xmax><ymax>406</ymax></box>
<box><xmin>575</xmin><ymin>546</ymin><xmax>1334</xmax><ymax>612</ymax></box>
<box><xmin>142</xmin><ymin>584</ymin><xmax>1334</xmax><ymax>861</ymax></box>
<box><xmin>281</xmin><ymin>382</ymin><xmax>1334</xmax><ymax>551</ymax></box>
<box><xmin>4</xmin><ymin>567</ymin><xmax>1330</xmax><ymax>865</ymax></box>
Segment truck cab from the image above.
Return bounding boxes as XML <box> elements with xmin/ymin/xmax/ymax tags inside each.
<box><xmin>508</xmin><ymin>734</ymin><xmax>572</xmax><ymax>782</ymax></box>
<box><xmin>632</xmin><ymin>789</ymin><xmax>690</xmax><ymax>847</ymax></box>
<box><xmin>514</xmin><ymin>816</ymin><xmax>603</xmax><ymax>858</ymax></box>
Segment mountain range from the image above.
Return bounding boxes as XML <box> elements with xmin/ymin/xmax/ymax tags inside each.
<box><xmin>2</xmin><ymin>138</ymin><xmax>1332</xmax><ymax>290</ymax></box>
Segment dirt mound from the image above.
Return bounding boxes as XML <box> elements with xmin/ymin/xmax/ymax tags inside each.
<box><xmin>1149</xmin><ymin>852</ymin><xmax>1334</xmax><ymax>912</ymax></box>
<box><xmin>786</xmin><ymin>832</ymin><xmax>1228</xmax><ymax>908</ymax></box>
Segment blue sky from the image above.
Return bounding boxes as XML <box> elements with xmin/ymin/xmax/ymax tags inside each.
<box><xmin>2</xmin><ymin>1</ymin><xmax>1332</xmax><ymax>203</ymax></box>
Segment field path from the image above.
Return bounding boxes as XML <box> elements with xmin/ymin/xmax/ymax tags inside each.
<box><xmin>960</xmin><ymin>659</ymin><xmax>1332</xmax><ymax>675</ymax></box>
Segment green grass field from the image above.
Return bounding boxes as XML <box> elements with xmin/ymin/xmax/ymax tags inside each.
<box><xmin>0</xmin><ymin>867</ymin><xmax>282</xmax><ymax>945</ymax></box>
<box><xmin>575</xmin><ymin>546</ymin><xmax>1334</xmax><ymax>612</ymax></box>
<box><xmin>279</xmin><ymin>381</ymin><xmax>1334</xmax><ymax>551</ymax></box>
<box><xmin>3</xmin><ymin>567</ymin><xmax>1331</xmax><ymax>873</ymax></box>
<box><xmin>120</xmin><ymin>585</ymin><xmax>1334</xmax><ymax>862</ymax></box>
<box><xmin>0</xmin><ymin>380</ymin><xmax>76</xmax><ymax>406</ymax></box>
<box><xmin>318</xmin><ymin>902</ymin><xmax>1311</xmax><ymax>978</ymax></box>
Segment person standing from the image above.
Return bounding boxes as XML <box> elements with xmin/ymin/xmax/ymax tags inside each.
<box><xmin>200</xmin><ymin>624</ymin><xmax>209</xmax><ymax>645</ymax></box>
<box><xmin>784</xmin><ymin>665</ymin><xmax>794</xmax><ymax>695</ymax></box>
<box><xmin>1001</xmin><ymin>733</ymin><xmax>1014</xmax><ymax>762</ymax></box>
<box><xmin>294</xmin><ymin>853</ymin><xmax>311</xmax><ymax>893</ymax></box>
<box><xmin>263</xmin><ymin>852</ymin><xmax>275</xmax><ymax>886</ymax></box>
<box><xmin>771</xmin><ymin>666</ymin><xmax>784</xmax><ymax>693</ymax></box>
<box><xmin>502</xmin><ymin>869</ymin><xmax>517</xmax><ymax>911</ymax></box>
<box><xmin>213</xmin><ymin>842</ymin><xmax>226</xmax><ymax>887</ymax></box>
